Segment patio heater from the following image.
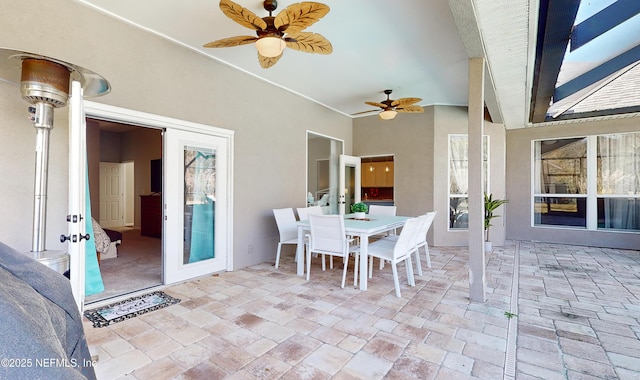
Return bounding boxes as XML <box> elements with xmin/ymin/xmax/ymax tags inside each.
<box><xmin>0</xmin><ymin>48</ymin><xmax>110</xmax><ymax>273</ymax></box>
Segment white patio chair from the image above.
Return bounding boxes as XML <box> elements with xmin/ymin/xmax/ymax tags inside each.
<box><xmin>368</xmin><ymin>205</ymin><xmax>397</xmax><ymax>218</ymax></box>
<box><xmin>307</xmin><ymin>214</ymin><xmax>359</xmax><ymax>288</ymax></box>
<box><xmin>380</xmin><ymin>211</ymin><xmax>436</xmax><ymax>276</ymax></box>
<box><xmin>273</xmin><ymin>208</ymin><xmax>303</xmax><ymax>269</ymax></box>
<box><xmin>365</xmin><ymin>216</ymin><xmax>420</xmax><ymax>297</ymax></box>
<box><xmin>296</xmin><ymin>205</ymin><xmax>323</xmax><ymax>221</ymax></box>
<box><xmin>368</xmin><ymin>204</ymin><xmax>397</xmax><ymax>269</ymax></box>
<box><xmin>297</xmin><ymin>206</ymin><xmax>334</xmax><ymax>267</ymax></box>
<box><xmin>414</xmin><ymin>211</ymin><xmax>437</xmax><ymax>275</ymax></box>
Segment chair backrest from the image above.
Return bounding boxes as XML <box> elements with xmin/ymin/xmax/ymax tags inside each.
<box><xmin>308</xmin><ymin>214</ymin><xmax>347</xmax><ymax>254</ymax></box>
<box><xmin>273</xmin><ymin>208</ymin><xmax>298</xmax><ymax>241</ymax></box>
<box><xmin>368</xmin><ymin>205</ymin><xmax>397</xmax><ymax>216</ymax></box>
<box><xmin>417</xmin><ymin>211</ymin><xmax>437</xmax><ymax>244</ymax></box>
<box><xmin>393</xmin><ymin>217</ymin><xmax>422</xmax><ymax>259</ymax></box>
<box><xmin>317</xmin><ymin>193</ymin><xmax>330</xmax><ymax>206</ymax></box>
<box><xmin>297</xmin><ymin>205</ymin><xmax>323</xmax><ymax>221</ymax></box>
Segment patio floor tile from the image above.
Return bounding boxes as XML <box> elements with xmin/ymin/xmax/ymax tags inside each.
<box><xmin>84</xmin><ymin>242</ymin><xmax>640</xmax><ymax>379</ymax></box>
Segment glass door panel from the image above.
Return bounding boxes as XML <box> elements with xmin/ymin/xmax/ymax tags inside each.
<box><xmin>339</xmin><ymin>155</ymin><xmax>361</xmax><ymax>214</ymax></box>
<box><xmin>307</xmin><ymin>132</ymin><xmax>343</xmax><ymax>215</ymax></box>
<box><xmin>184</xmin><ymin>147</ymin><xmax>216</xmax><ymax>264</ymax></box>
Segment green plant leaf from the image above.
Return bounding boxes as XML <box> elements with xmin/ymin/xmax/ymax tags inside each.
<box><xmin>350</xmin><ymin>202</ymin><xmax>368</xmax><ymax>213</ymax></box>
<box><xmin>504</xmin><ymin>311</ymin><xmax>518</xmax><ymax>319</ymax></box>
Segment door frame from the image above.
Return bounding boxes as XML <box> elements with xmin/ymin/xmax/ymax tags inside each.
<box><xmin>83</xmin><ymin>101</ymin><xmax>235</xmax><ymax>276</ymax></box>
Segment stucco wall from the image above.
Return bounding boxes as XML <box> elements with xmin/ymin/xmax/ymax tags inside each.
<box><xmin>0</xmin><ymin>0</ymin><xmax>352</xmax><ymax>269</ymax></box>
<box><xmin>506</xmin><ymin>118</ymin><xmax>640</xmax><ymax>249</ymax></box>
<box><xmin>353</xmin><ymin>107</ymin><xmax>435</xmax><ymax>220</ymax></box>
<box><xmin>432</xmin><ymin>106</ymin><xmax>506</xmax><ymax>246</ymax></box>
<box><xmin>354</xmin><ymin>105</ymin><xmax>506</xmax><ymax>247</ymax></box>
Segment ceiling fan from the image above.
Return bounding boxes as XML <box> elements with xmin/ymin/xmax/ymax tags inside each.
<box><xmin>354</xmin><ymin>90</ymin><xmax>424</xmax><ymax>120</ymax></box>
<box><xmin>203</xmin><ymin>0</ymin><xmax>332</xmax><ymax>69</ymax></box>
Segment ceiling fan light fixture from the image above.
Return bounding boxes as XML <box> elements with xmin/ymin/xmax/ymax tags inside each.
<box><xmin>255</xmin><ymin>36</ymin><xmax>285</xmax><ymax>57</ymax></box>
<box><xmin>379</xmin><ymin>109</ymin><xmax>397</xmax><ymax>120</ymax></box>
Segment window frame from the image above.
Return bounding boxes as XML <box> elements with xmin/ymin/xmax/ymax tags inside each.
<box><xmin>447</xmin><ymin>134</ymin><xmax>489</xmax><ymax>231</ymax></box>
<box><xmin>531</xmin><ymin>133</ymin><xmax>640</xmax><ymax>232</ymax></box>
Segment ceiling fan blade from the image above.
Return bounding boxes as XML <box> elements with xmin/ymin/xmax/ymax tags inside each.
<box><xmin>351</xmin><ymin>109</ymin><xmax>379</xmax><ymax>115</ymax></box>
<box><xmin>258</xmin><ymin>51</ymin><xmax>282</xmax><ymax>69</ymax></box>
<box><xmin>203</xmin><ymin>35</ymin><xmax>257</xmax><ymax>48</ymax></box>
<box><xmin>285</xmin><ymin>32</ymin><xmax>332</xmax><ymax>54</ymax></box>
<box><xmin>391</xmin><ymin>97</ymin><xmax>422</xmax><ymax>107</ymax></box>
<box><xmin>275</xmin><ymin>2</ymin><xmax>330</xmax><ymax>33</ymax></box>
<box><xmin>365</xmin><ymin>101</ymin><xmax>386</xmax><ymax>109</ymax></box>
<box><xmin>396</xmin><ymin>105</ymin><xmax>425</xmax><ymax>113</ymax></box>
<box><xmin>219</xmin><ymin>0</ymin><xmax>267</xmax><ymax>31</ymax></box>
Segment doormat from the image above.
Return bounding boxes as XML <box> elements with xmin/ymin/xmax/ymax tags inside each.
<box><xmin>84</xmin><ymin>291</ymin><xmax>181</xmax><ymax>328</ymax></box>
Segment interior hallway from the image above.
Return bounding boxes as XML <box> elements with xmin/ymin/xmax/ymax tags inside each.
<box><xmin>86</xmin><ymin>228</ymin><xmax>162</xmax><ymax>304</ymax></box>
<box><xmin>83</xmin><ymin>242</ymin><xmax>640</xmax><ymax>379</ymax></box>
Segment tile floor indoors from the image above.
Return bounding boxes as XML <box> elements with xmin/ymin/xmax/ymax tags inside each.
<box><xmin>83</xmin><ymin>241</ymin><xmax>640</xmax><ymax>379</ymax></box>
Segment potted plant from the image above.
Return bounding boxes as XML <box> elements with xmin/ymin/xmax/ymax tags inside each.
<box><xmin>351</xmin><ymin>202</ymin><xmax>368</xmax><ymax>219</ymax></box>
<box><xmin>484</xmin><ymin>193</ymin><xmax>508</xmax><ymax>252</ymax></box>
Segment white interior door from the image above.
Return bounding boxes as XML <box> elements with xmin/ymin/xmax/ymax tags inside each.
<box><xmin>339</xmin><ymin>155</ymin><xmax>361</xmax><ymax>214</ymax></box>
<box><xmin>164</xmin><ymin>129</ymin><xmax>231</xmax><ymax>284</ymax></box>
<box><xmin>99</xmin><ymin>162</ymin><xmax>123</xmax><ymax>228</ymax></box>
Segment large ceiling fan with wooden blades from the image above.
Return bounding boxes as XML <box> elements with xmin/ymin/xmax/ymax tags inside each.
<box><xmin>353</xmin><ymin>89</ymin><xmax>424</xmax><ymax>120</ymax></box>
<box><xmin>203</xmin><ymin>0</ymin><xmax>332</xmax><ymax>69</ymax></box>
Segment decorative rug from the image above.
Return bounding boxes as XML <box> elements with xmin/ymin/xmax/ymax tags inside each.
<box><xmin>84</xmin><ymin>291</ymin><xmax>180</xmax><ymax>328</ymax></box>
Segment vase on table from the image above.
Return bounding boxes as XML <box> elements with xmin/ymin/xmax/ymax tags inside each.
<box><xmin>355</xmin><ymin>212</ymin><xmax>366</xmax><ymax>219</ymax></box>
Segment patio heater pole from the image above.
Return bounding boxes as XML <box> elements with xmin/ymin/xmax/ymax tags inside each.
<box><xmin>20</xmin><ymin>58</ymin><xmax>72</xmax><ymax>254</ymax></box>
<box><xmin>0</xmin><ymin>48</ymin><xmax>111</xmax><ymax>277</ymax></box>
<box><xmin>31</xmin><ymin>102</ymin><xmax>56</xmax><ymax>252</ymax></box>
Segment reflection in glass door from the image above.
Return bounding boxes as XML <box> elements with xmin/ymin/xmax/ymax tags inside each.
<box><xmin>307</xmin><ymin>132</ymin><xmax>343</xmax><ymax>215</ymax></box>
<box><xmin>184</xmin><ymin>147</ymin><xmax>216</xmax><ymax>264</ymax></box>
<box><xmin>165</xmin><ymin>129</ymin><xmax>230</xmax><ymax>284</ymax></box>
<box><xmin>339</xmin><ymin>155</ymin><xmax>361</xmax><ymax>214</ymax></box>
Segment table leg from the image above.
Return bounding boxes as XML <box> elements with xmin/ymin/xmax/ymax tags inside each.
<box><xmin>359</xmin><ymin>233</ymin><xmax>368</xmax><ymax>290</ymax></box>
<box><xmin>296</xmin><ymin>225</ymin><xmax>305</xmax><ymax>276</ymax></box>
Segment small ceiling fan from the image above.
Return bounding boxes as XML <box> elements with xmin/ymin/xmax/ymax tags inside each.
<box><xmin>203</xmin><ymin>0</ymin><xmax>332</xmax><ymax>69</ymax></box>
<box><xmin>354</xmin><ymin>90</ymin><xmax>424</xmax><ymax>120</ymax></box>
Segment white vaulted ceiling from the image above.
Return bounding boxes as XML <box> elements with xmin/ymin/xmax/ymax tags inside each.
<box><xmin>76</xmin><ymin>0</ymin><xmax>536</xmax><ymax>129</ymax></box>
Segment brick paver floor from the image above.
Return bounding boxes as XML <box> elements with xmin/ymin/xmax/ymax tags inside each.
<box><xmin>84</xmin><ymin>241</ymin><xmax>640</xmax><ymax>379</ymax></box>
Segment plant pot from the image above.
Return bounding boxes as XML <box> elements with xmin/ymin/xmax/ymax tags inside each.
<box><xmin>484</xmin><ymin>241</ymin><xmax>492</xmax><ymax>252</ymax></box>
<box><xmin>355</xmin><ymin>212</ymin><xmax>366</xmax><ymax>219</ymax></box>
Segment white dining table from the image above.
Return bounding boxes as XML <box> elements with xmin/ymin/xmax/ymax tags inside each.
<box><xmin>296</xmin><ymin>214</ymin><xmax>409</xmax><ymax>290</ymax></box>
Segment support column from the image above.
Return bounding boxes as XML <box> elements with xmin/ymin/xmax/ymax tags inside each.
<box><xmin>468</xmin><ymin>57</ymin><xmax>486</xmax><ymax>302</ymax></box>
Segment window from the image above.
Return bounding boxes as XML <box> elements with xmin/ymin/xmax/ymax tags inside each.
<box><xmin>533</xmin><ymin>132</ymin><xmax>640</xmax><ymax>231</ymax></box>
<box><xmin>448</xmin><ymin>134</ymin><xmax>488</xmax><ymax>230</ymax></box>
<box><xmin>533</xmin><ymin>137</ymin><xmax>587</xmax><ymax>227</ymax></box>
<box><xmin>597</xmin><ymin>133</ymin><xmax>640</xmax><ymax>231</ymax></box>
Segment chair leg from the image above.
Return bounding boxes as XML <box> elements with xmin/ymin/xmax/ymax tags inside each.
<box><xmin>425</xmin><ymin>245</ymin><xmax>432</xmax><ymax>268</ymax></box>
<box><xmin>353</xmin><ymin>252</ymin><xmax>359</xmax><ymax>288</ymax></box>
<box><xmin>275</xmin><ymin>243</ymin><xmax>282</xmax><ymax>269</ymax></box>
<box><xmin>406</xmin><ymin>256</ymin><xmax>415</xmax><ymax>286</ymax></box>
<box><xmin>414</xmin><ymin>247</ymin><xmax>423</xmax><ymax>277</ymax></box>
<box><xmin>341</xmin><ymin>256</ymin><xmax>348</xmax><ymax>288</ymax></box>
<box><xmin>379</xmin><ymin>258</ymin><xmax>385</xmax><ymax>270</ymax></box>
<box><xmin>369</xmin><ymin>255</ymin><xmax>374</xmax><ymax>278</ymax></box>
<box><xmin>306</xmin><ymin>248</ymin><xmax>312</xmax><ymax>281</ymax></box>
<box><xmin>391</xmin><ymin>262</ymin><xmax>401</xmax><ymax>298</ymax></box>
<box><xmin>321</xmin><ymin>254</ymin><xmax>326</xmax><ymax>271</ymax></box>
<box><xmin>329</xmin><ymin>255</ymin><xmax>334</xmax><ymax>269</ymax></box>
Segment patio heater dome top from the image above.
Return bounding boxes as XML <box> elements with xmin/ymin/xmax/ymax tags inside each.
<box><xmin>0</xmin><ymin>48</ymin><xmax>111</xmax><ymax>101</ymax></box>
